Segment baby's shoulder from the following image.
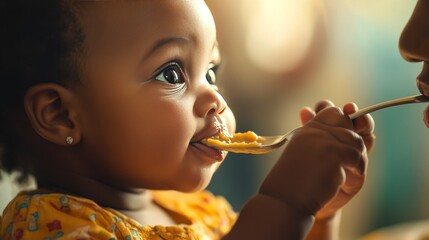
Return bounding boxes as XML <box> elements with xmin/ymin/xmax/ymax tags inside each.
<box><xmin>0</xmin><ymin>190</ymin><xmax>119</xmax><ymax>239</ymax></box>
<box><xmin>0</xmin><ymin>190</ymin><xmax>237</xmax><ymax>240</ymax></box>
<box><xmin>151</xmin><ymin>190</ymin><xmax>237</xmax><ymax>238</ymax></box>
<box><xmin>151</xmin><ymin>190</ymin><xmax>234</xmax><ymax>213</ymax></box>
<box><xmin>152</xmin><ymin>190</ymin><xmax>237</xmax><ymax>222</ymax></box>
<box><xmin>1</xmin><ymin>189</ymin><xmax>104</xmax><ymax>221</ymax></box>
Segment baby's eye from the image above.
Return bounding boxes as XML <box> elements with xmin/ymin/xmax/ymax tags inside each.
<box><xmin>155</xmin><ymin>63</ymin><xmax>184</xmax><ymax>84</ymax></box>
<box><xmin>206</xmin><ymin>64</ymin><xmax>220</xmax><ymax>85</ymax></box>
<box><xmin>206</xmin><ymin>69</ymin><xmax>216</xmax><ymax>85</ymax></box>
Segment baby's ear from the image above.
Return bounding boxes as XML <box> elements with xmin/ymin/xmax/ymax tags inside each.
<box><xmin>24</xmin><ymin>83</ymin><xmax>81</xmax><ymax>146</ymax></box>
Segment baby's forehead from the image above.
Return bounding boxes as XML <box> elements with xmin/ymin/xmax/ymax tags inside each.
<box><xmin>79</xmin><ymin>1</ymin><xmax>216</xmax><ymax>48</ymax></box>
<box><xmin>78</xmin><ymin>0</ymin><xmax>213</xmax><ymax>27</ymax></box>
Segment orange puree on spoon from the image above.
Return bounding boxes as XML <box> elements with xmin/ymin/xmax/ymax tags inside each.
<box><xmin>202</xmin><ymin>117</ymin><xmax>264</xmax><ymax>151</ymax></box>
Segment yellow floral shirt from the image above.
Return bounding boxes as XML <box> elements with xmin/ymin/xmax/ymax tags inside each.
<box><xmin>0</xmin><ymin>190</ymin><xmax>237</xmax><ymax>240</ymax></box>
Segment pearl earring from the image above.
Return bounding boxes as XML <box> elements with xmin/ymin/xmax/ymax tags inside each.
<box><xmin>65</xmin><ymin>136</ymin><xmax>74</xmax><ymax>145</ymax></box>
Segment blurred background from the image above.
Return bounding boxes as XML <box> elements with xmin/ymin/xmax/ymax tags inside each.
<box><xmin>204</xmin><ymin>0</ymin><xmax>429</xmax><ymax>239</ymax></box>
<box><xmin>1</xmin><ymin>0</ymin><xmax>428</xmax><ymax>239</ymax></box>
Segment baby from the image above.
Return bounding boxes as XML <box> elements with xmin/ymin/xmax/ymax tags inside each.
<box><xmin>0</xmin><ymin>1</ymin><xmax>374</xmax><ymax>239</ymax></box>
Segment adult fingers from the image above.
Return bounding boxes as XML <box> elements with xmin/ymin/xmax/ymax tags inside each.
<box><xmin>312</xmin><ymin>107</ymin><xmax>353</xmax><ymax>130</ymax></box>
<box><xmin>343</xmin><ymin>102</ymin><xmax>376</xmax><ymax>152</ymax></box>
<box><xmin>315</xmin><ymin>100</ymin><xmax>335</xmax><ymax>113</ymax></box>
<box><xmin>300</xmin><ymin>107</ymin><xmax>316</xmax><ymax>125</ymax></box>
<box><xmin>335</xmin><ymin>142</ymin><xmax>366</xmax><ymax>175</ymax></box>
<box><xmin>303</xmin><ymin>124</ymin><xmax>366</xmax><ymax>173</ymax></box>
<box><xmin>343</xmin><ymin>102</ymin><xmax>375</xmax><ymax>136</ymax></box>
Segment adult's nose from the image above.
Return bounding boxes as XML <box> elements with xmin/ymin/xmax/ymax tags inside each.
<box><xmin>398</xmin><ymin>0</ymin><xmax>429</xmax><ymax>62</ymax></box>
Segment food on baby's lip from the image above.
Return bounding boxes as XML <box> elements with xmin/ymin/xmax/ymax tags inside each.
<box><xmin>201</xmin><ymin>117</ymin><xmax>264</xmax><ymax>152</ymax></box>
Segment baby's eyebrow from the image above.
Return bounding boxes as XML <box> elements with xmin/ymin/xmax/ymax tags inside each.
<box><xmin>143</xmin><ymin>36</ymin><xmax>191</xmax><ymax>61</ymax></box>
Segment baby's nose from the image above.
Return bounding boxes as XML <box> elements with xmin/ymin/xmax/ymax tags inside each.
<box><xmin>206</xmin><ymin>90</ymin><xmax>227</xmax><ymax>117</ymax></box>
<box><xmin>194</xmin><ymin>85</ymin><xmax>227</xmax><ymax>118</ymax></box>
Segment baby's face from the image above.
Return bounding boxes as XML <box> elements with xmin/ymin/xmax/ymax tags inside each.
<box><xmin>399</xmin><ymin>0</ymin><xmax>429</xmax><ymax>95</ymax></box>
<box><xmin>74</xmin><ymin>0</ymin><xmax>235</xmax><ymax>192</ymax></box>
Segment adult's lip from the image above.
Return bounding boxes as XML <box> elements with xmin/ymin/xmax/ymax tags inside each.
<box><xmin>417</xmin><ymin>63</ymin><xmax>429</xmax><ymax>128</ymax></box>
<box><xmin>416</xmin><ymin>62</ymin><xmax>429</xmax><ymax>96</ymax></box>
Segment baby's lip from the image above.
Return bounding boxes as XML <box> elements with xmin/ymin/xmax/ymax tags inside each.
<box><xmin>191</xmin><ymin>115</ymin><xmax>226</xmax><ymax>143</ymax></box>
<box><xmin>191</xmin><ymin>120</ymin><xmax>221</xmax><ymax>143</ymax></box>
<box><xmin>191</xmin><ymin>142</ymin><xmax>224</xmax><ymax>162</ymax></box>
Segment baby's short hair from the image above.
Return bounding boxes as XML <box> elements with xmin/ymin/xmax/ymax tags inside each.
<box><xmin>0</xmin><ymin>0</ymin><xmax>85</xmax><ymax>182</ymax></box>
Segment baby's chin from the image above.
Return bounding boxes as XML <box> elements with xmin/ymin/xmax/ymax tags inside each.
<box><xmin>424</xmin><ymin>105</ymin><xmax>429</xmax><ymax>128</ymax></box>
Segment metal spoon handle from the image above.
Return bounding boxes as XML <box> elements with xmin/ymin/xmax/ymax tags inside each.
<box><xmin>349</xmin><ymin>94</ymin><xmax>429</xmax><ymax>120</ymax></box>
<box><xmin>207</xmin><ymin>94</ymin><xmax>429</xmax><ymax>154</ymax></box>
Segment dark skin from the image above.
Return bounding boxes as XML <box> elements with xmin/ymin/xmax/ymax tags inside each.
<box><xmin>359</xmin><ymin>1</ymin><xmax>429</xmax><ymax>239</ymax></box>
<box><xmin>225</xmin><ymin>104</ymin><xmax>374</xmax><ymax>240</ymax></box>
<box><xmin>21</xmin><ymin>1</ymin><xmax>375</xmax><ymax>239</ymax></box>
<box><xmin>303</xmin><ymin>101</ymin><xmax>374</xmax><ymax>239</ymax></box>
<box><xmin>399</xmin><ymin>0</ymin><xmax>429</xmax><ymax>119</ymax></box>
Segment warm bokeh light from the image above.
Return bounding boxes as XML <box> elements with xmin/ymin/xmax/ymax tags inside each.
<box><xmin>342</xmin><ymin>0</ymin><xmax>417</xmax><ymax>30</ymax></box>
<box><xmin>207</xmin><ymin>0</ymin><xmax>428</xmax><ymax>239</ymax></box>
<box><xmin>243</xmin><ymin>0</ymin><xmax>324</xmax><ymax>73</ymax></box>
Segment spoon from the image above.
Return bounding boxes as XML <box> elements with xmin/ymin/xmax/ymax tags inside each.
<box><xmin>209</xmin><ymin>94</ymin><xmax>429</xmax><ymax>154</ymax></box>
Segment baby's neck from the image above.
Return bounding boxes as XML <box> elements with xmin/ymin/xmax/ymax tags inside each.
<box><xmin>36</xmin><ymin>171</ymin><xmax>177</xmax><ymax>225</ymax></box>
<box><xmin>37</xmin><ymin>171</ymin><xmax>152</xmax><ymax>211</ymax></box>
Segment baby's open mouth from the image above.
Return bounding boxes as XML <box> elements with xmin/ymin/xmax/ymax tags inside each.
<box><xmin>201</xmin><ymin>117</ymin><xmax>264</xmax><ymax>150</ymax></box>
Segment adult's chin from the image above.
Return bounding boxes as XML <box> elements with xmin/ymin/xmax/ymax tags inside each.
<box><xmin>423</xmin><ymin>105</ymin><xmax>429</xmax><ymax>128</ymax></box>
